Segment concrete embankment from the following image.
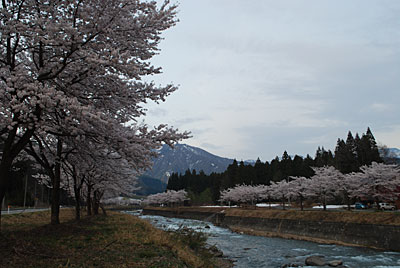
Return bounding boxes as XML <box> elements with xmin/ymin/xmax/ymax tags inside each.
<box><xmin>142</xmin><ymin>207</ymin><xmax>400</xmax><ymax>252</ymax></box>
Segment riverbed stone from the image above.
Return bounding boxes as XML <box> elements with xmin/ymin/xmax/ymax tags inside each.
<box><xmin>305</xmin><ymin>256</ymin><xmax>326</xmax><ymax>266</ymax></box>
<box><xmin>281</xmin><ymin>263</ymin><xmax>300</xmax><ymax>267</ymax></box>
<box><xmin>208</xmin><ymin>245</ymin><xmax>223</xmax><ymax>257</ymax></box>
<box><xmin>328</xmin><ymin>260</ymin><xmax>343</xmax><ymax>267</ymax></box>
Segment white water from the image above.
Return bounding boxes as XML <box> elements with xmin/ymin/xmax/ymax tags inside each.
<box><xmin>125</xmin><ymin>211</ymin><xmax>400</xmax><ymax>268</ymax></box>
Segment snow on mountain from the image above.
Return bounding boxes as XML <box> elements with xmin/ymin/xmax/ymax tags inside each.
<box><xmin>379</xmin><ymin>147</ymin><xmax>400</xmax><ymax>158</ymax></box>
<box><xmin>379</xmin><ymin>147</ymin><xmax>400</xmax><ymax>164</ymax></box>
<box><xmin>144</xmin><ymin>144</ymin><xmax>236</xmax><ymax>183</ymax></box>
<box><xmin>388</xmin><ymin>148</ymin><xmax>400</xmax><ymax>158</ymax></box>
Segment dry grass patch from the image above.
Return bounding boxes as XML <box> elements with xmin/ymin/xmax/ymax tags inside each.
<box><xmin>225</xmin><ymin>208</ymin><xmax>400</xmax><ymax>225</ymax></box>
<box><xmin>0</xmin><ymin>209</ymin><xmax>228</xmax><ymax>268</ymax></box>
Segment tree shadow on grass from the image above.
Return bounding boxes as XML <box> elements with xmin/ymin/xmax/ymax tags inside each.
<box><xmin>0</xmin><ymin>214</ymin><xmax>106</xmax><ymax>268</ymax></box>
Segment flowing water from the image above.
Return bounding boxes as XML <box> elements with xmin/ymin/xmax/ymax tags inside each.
<box><xmin>125</xmin><ymin>211</ymin><xmax>400</xmax><ymax>268</ymax></box>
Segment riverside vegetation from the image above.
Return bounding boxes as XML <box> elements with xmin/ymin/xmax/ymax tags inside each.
<box><xmin>0</xmin><ymin>209</ymin><xmax>232</xmax><ymax>268</ymax></box>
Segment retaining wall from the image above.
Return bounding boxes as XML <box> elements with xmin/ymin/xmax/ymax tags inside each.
<box><xmin>223</xmin><ymin>216</ymin><xmax>400</xmax><ymax>251</ymax></box>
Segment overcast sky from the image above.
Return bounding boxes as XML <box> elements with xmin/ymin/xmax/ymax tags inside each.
<box><xmin>144</xmin><ymin>0</ymin><xmax>400</xmax><ymax>161</ymax></box>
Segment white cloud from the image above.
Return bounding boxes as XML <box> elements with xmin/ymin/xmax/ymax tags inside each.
<box><xmin>144</xmin><ymin>0</ymin><xmax>400</xmax><ymax>160</ymax></box>
<box><xmin>370</xmin><ymin>103</ymin><xmax>392</xmax><ymax>113</ymax></box>
<box><xmin>375</xmin><ymin>126</ymin><xmax>400</xmax><ymax>148</ymax></box>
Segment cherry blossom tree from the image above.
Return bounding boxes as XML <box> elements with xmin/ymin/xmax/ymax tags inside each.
<box><xmin>349</xmin><ymin>162</ymin><xmax>400</xmax><ymax>205</ymax></box>
<box><xmin>219</xmin><ymin>184</ymin><xmax>265</xmax><ymax>206</ymax></box>
<box><xmin>307</xmin><ymin>166</ymin><xmax>342</xmax><ymax>211</ymax></box>
<box><xmin>144</xmin><ymin>190</ymin><xmax>189</xmax><ymax>207</ymax></box>
<box><xmin>61</xmin><ymin>135</ymin><xmax>148</xmax><ymax>218</ymax></box>
<box><xmin>62</xmin><ymin>154</ymin><xmax>86</xmax><ymax>220</ymax></box>
<box><xmin>270</xmin><ymin>180</ymin><xmax>291</xmax><ymax>209</ymax></box>
<box><xmin>0</xmin><ymin>0</ymin><xmax>189</xmax><ymax>224</ymax></box>
<box><xmin>338</xmin><ymin>172</ymin><xmax>361</xmax><ymax>210</ymax></box>
<box><xmin>287</xmin><ymin>176</ymin><xmax>311</xmax><ymax>211</ymax></box>
<box><xmin>219</xmin><ymin>187</ymin><xmax>240</xmax><ymax>205</ymax></box>
<box><xmin>258</xmin><ymin>184</ymin><xmax>275</xmax><ymax>208</ymax></box>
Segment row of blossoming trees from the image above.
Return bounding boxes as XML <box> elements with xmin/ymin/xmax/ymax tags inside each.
<box><xmin>144</xmin><ymin>190</ymin><xmax>189</xmax><ymax>207</ymax></box>
<box><xmin>0</xmin><ymin>1</ymin><xmax>188</xmax><ymax>225</ymax></box>
<box><xmin>219</xmin><ymin>162</ymin><xmax>400</xmax><ymax>211</ymax></box>
<box><xmin>145</xmin><ymin>163</ymin><xmax>400</xmax><ymax>210</ymax></box>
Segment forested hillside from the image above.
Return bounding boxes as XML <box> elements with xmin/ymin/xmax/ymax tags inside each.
<box><xmin>144</xmin><ymin>144</ymin><xmax>236</xmax><ymax>183</ymax></box>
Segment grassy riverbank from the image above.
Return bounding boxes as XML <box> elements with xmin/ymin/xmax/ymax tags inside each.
<box><xmin>0</xmin><ymin>209</ymin><xmax>232</xmax><ymax>268</ymax></box>
<box><xmin>225</xmin><ymin>208</ymin><xmax>400</xmax><ymax>225</ymax></box>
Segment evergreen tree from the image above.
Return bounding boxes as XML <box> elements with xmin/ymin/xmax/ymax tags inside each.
<box><xmin>220</xmin><ymin>159</ymin><xmax>238</xmax><ymax>189</ymax></box>
<box><xmin>270</xmin><ymin>156</ymin><xmax>281</xmax><ymax>182</ymax></box>
<box><xmin>314</xmin><ymin>146</ymin><xmax>324</xmax><ymax>167</ymax></box>
<box><xmin>364</xmin><ymin>127</ymin><xmax>382</xmax><ymax>164</ymax></box>
<box><xmin>357</xmin><ymin>128</ymin><xmax>382</xmax><ymax>166</ymax></box>
<box><xmin>345</xmin><ymin>131</ymin><xmax>357</xmax><ymax>158</ymax></box>
<box><xmin>264</xmin><ymin>161</ymin><xmax>272</xmax><ymax>185</ymax></box>
<box><xmin>166</xmin><ymin>172</ymin><xmax>181</xmax><ymax>191</ymax></box>
<box><xmin>315</xmin><ymin>147</ymin><xmax>334</xmax><ymax>167</ymax></box>
<box><xmin>323</xmin><ymin>149</ymin><xmax>335</xmax><ymax>166</ymax></box>
<box><xmin>254</xmin><ymin>158</ymin><xmax>267</xmax><ymax>185</ymax></box>
<box><xmin>335</xmin><ymin>139</ymin><xmax>349</xmax><ymax>173</ymax></box>
<box><xmin>304</xmin><ymin>154</ymin><xmax>315</xmax><ymax>168</ymax></box>
<box><xmin>280</xmin><ymin>151</ymin><xmax>292</xmax><ymax>181</ymax></box>
<box><xmin>344</xmin><ymin>131</ymin><xmax>359</xmax><ymax>172</ymax></box>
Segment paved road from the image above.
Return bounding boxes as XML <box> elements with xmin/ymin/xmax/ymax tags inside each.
<box><xmin>1</xmin><ymin>208</ymin><xmax>49</xmax><ymax>215</ymax></box>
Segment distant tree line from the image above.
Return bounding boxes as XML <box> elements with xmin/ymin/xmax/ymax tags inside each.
<box><xmin>219</xmin><ymin>163</ymin><xmax>400</xmax><ymax>210</ymax></box>
<box><xmin>166</xmin><ymin>128</ymin><xmax>383</xmax><ymax>204</ymax></box>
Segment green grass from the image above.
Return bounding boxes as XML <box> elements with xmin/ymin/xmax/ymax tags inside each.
<box><xmin>0</xmin><ymin>209</ymin><xmax>231</xmax><ymax>268</ymax></box>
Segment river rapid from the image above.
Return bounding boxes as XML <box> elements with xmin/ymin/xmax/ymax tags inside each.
<box><xmin>125</xmin><ymin>211</ymin><xmax>400</xmax><ymax>268</ymax></box>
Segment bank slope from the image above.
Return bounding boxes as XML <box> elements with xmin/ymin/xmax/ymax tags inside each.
<box><xmin>0</xmin><ymin>209</ymin><xmax>231</xmax><ymax>268</ymax></box>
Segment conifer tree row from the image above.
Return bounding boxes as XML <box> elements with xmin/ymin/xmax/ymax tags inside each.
<box><xmin>166</xmin><ymin>128</ymin><xmax>384</xmax><ymax>204</ymax></box>
<box><xmin>334</xmin><ymin>127</ymin><xmax>382</xmax><ymax>173</ymax></box>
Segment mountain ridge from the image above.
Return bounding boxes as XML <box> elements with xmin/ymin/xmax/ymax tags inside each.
<box><xmin>143</xmin><ymin>143</ymin><xmax>237</xmax><ymax>183</ymax></box>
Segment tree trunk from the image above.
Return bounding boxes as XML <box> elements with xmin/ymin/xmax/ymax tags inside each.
<box><xmin>72</xmin><ymin>170</ymin><xmax>82</xmax><ymax>221</ymax></box>
<box><xmin>347</xmin><ymin>197</ymin><xmax>351</xmax><ymax>211</ymax></box>
<box><xmin>100</xmin><ymin>203</ymin><xmax>107</xmax><ymax>216</ymax></box>
<box><xmin>0</xmin><ymin>158</ymin><xmax>13</xmax><ymax>230</ymax></box>
<box><xmin>74</xmin><ymin>192</ymin><xmax>81</xmax><ymax>220</ymax></box>
<box><xmin>300</xmin><ymin>196</ymin><xmax>304</xmax><ymax>211</ymax></box>
<box><xmin>87</xmin><ymin>184</ymin><xmax>92</xmax><ymax>216</ymax></box>
<box><xmin>0</xmin><ymin>188</ymin><xmax>5</xmax><ymax>230</ymax></box>
<box><xmin>0</xmin><ymin>127</ymin><xmax>36</xmax><ymax>228</ymax></box>
<box><xmin>93</xmin><ymin>191</ymin><xmax>99</xmax><ymax>215</ymax></box>
<box><xmin>51</xmin><ymin>138</ymin><xmax>63</xmax><ymax>225</ymax></box>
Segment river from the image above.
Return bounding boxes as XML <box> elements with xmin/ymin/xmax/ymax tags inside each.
<box><xmin>125</xmin><ymin>211</ymin><xmax>400</xmax><ymax>268</ymax></box>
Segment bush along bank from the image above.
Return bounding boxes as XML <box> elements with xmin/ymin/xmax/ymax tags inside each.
<box><xmin>0</xmin><ymin>209</ymin><xmax>232</xmax><ymax>268</ymax></box>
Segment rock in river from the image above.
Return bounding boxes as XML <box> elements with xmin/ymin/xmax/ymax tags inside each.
<box><xmin>305</xmin><ymin>255</ymin><xmax>326</xmax><ymax>266</ymax></box>
<box><xmin>329</xmin><ymin>260</ymin><xmax>343</xmax><ymax>267</ymax></box>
